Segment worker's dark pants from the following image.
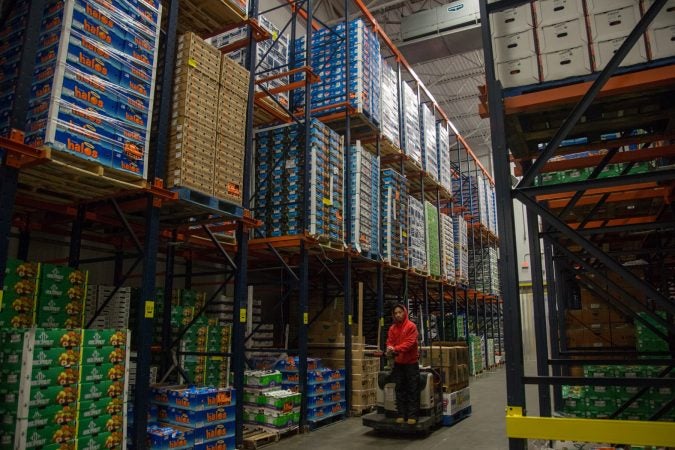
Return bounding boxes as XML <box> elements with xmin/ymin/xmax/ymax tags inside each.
<box><xmin>391</xmin><ymin>362</ymin><xmax>419</xmax><ymax>419</ymax></box>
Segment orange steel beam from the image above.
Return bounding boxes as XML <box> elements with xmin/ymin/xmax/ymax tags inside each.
<box><xmin>255</xmin><ymin>79</ymin><xmax>308</xmax><ymax>99</ymax></box>
<box><xmin>350</xmin><ymin>0</ymin><xmax>493</xmax><ymax>185</ymax></box>
<box><xmin>255</xmin><ymin>97</ymin><xmax>292</xmax><ymax>122</ymax></box>
<box><xmin>0</xmin><ymin>135</ymin><xmax>48</xmax><ymax>169</ymax></box>
<box><xmin>503</xmin><ymin>65</ymin><xmax>675</xmax><ymax>115</ymax></box>
<box><xmin>536</xmin><ymin>182</ymin><xmax>659</xmax><ymax>202</ymax></box>
<box><xmin>568</xmin><ymin>215</ymin><xmax>659</xmax><ymax>230</ymax></box>
<box><xmin>256</xmin><ymin>66</ymin><xmax>319</xmax><ymax>85</ymax></box>
<box><xmin>287</xmin><ymin>0</ymin><xmax>320</xmax><ymax>31</ymax></box>
<box><xmin>524</xmin><ymin>145</ymin><xmax>675</xmax><ymax>175</ymax></box>
<box><xmin>547</xmin><ymin>187</ymin><xmax>669</xmax><ymax>209</ymax></box>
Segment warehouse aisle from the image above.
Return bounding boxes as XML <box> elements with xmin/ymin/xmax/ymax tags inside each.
<box><xmin>265</xmin><ymin>367</ymin><xmax>508</xmax><ymax>450</ymax></box>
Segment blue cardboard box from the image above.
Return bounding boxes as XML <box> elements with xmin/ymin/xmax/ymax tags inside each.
<box><xmin>164</xmin><ymin>405</ymin><xmax>236</xmax><ymax>428</ymax></box>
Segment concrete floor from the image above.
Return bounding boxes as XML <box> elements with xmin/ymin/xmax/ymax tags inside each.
<box><xmin>265</xmin><ymin>366</ymin><xmax>510</xmax><ymax>450</ymax></box>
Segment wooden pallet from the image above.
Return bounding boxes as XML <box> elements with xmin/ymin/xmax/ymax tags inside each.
<box><xmin>318</xmin><ymin>237</ymin><xmax>346</xmax><ymax>251</ymax></box>
<box><xmin>442</xmin><ymin>406</ymin><xmax>472</xmax><ymax>427</ymax></box>
<box><xmin>171</xmin><ymin>186</ymin><xmax>244</xmax><ymax>218</ymax></box>
<box><xmin>409</xmin><ymin>267</ymin><xmax>429</xmax><ymax>278</ymax></box>
<box><xmin>18</xmin><ymin>147</ymin><xmax>146</xmax><ymax>204</ymax></box>
<box><xmin>177</xmin><ymin>0</ymin><xmax>246</xmax><ymax>35</ymax></box>
<box><xmin>243</xmin><ymin>429</ymin><xmax>279</xmax><ymax>449</ymax></box>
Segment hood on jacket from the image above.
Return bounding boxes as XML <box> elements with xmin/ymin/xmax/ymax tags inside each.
<box><xmin>391</xmin><ymin>303</ymin><xmax>409</xmax><ymax>323</ymax></box>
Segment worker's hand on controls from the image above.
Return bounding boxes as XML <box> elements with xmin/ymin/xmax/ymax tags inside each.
<box><xmin>386</xmin><ymin>346</ymin><xmax>395</xmax><ymax>356</ymax></box>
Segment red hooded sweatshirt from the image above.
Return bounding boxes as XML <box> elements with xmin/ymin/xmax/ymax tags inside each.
<box><xmin>386</xmin><ymin>305</ymin><xmax>419</xmax><ymax>365</ymax></box>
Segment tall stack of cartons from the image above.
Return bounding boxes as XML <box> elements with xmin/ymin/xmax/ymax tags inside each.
<box><xmin>477</xmin><ymin>175</ymin><xmax>489</xmax><ymax>229</ymax></box>
<box><xmin>168</xmin><ymin>32</ymin><xmax>221</xmax><ymax>196</ymax></box>
<box><xmin>22</xmin><ymin>0</ymin><xmax>161</xmax><ymax>178</ymax></box>
<box><xmin>380</xmin><ymin>58</ymin><xmax>400</xmax><ymax>148</ymax></box>
<box><xmin>254</xmin><ymin>120</ymin><xmax>344</xmax><ymax>242</ymax></box>
<box><xmin>402</xmin><ymin>82</ymin><xmax>422</xmax><ymax>166</ymax></box>
<box><xmin>381</xmin><ymin>169</ymin><xmax>409</xmax><ymax>267</ymax></box>
<box><xmin>34</xmin><ymin>264</ymin><xmax>87</xmax><ymax>330</ymax></box>
<box><xmin>425</xmin><ymin>201</ymin><xmax>441</xmax><ymax>277</ymax></box>
<box><xmin>491</xmin><ymin>2</ymin><xmax>539</xmax><ymax>88</ymax></box>
<box><xmin>586</xmin><ymin>0</ymin><xmax>647</xmax><ymax>72</ymax></box>
<box><xmin>452</xmin><ymin>175</ymin><xmax>484</xmax><ymax>225</ymax></box>
<box><xmin>0</xmin><ymin>2</ymin><xmax>28</xmax><ymax>137</ymax></box>
<box><xmin>207</xmin><ymin>15</ymin><xmax>289</xmax><ymax>108</ymax></box>
<box><xmin>420</xmin><ymin>104</ymin><xmax>438</xmax><ymax>182</ymax></box>
<box><xmin>408</xmin><ymin>195</ymin><xmax>427</xmax><ymax>273</ymax></box>
<box><xmin>0</xmin><ymin>259</ymin><xmax>39</xmax><ymax>328</ymax></box>
<box><xmin>468</xmin><ymin>334</ymin><xmax>484</xmax><ymax>376</ymax></box>
<box><xmin>644</xmin><ymin>0</ymin><xmax>675</xmax><ymax>60</ymax></box>
<box><xmin>420</xmin><ymin>344</ymin><xmax>470</xmax><ymax>389</ymax></box>
<box><xmin>440</xmin><ymin>213</ymin><xmax>456</xmax><ymax>283</ymax></box>
<box><xmin>437</xmin><ymin>122</ymin><xmax>453</xmax><ymax>194</ymax></box>
<box><xmin>84</xmin><ymin>286</ymin><xmax>132</xmax><ymax>330</ymax></box>
<box><xmin>243</xmin><ymin>373</ymin><xmax>301</xmax><ymax>433</ymax></box>
<box><xmin>293</xmin><ymin>19</ymin><xmax>381</xmax><ymax>124</ymax></box>
<box><xmin>349</xmin><ymin>142</ymin><xmax>380</xmax><ymax>258</ymax></box>
<box><xmin>0</xmin><ymin>328</ymin><xmax>130</xmax><ymax>449</ymax></box>
<box><xmin>470</xmin><ymin>247</ymin><xmax>500</xmax><ymax>295</ymax></box>
<box><xmin>215</xmin><ymin>55</ymin><xmax>249</xmax><ymax>204</ymax></box>
<box><xmin>453</xmin><ymin>214</ymin><xmax>469</xmax><ymax>284</ymax></box>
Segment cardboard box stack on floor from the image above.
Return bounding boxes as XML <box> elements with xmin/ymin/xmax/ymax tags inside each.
<box><xmin>243</xmin><ymin>370</ymin><xmax>302</xmax><ymax>433</ymax></box>
<box><xmin>149</xmin><ymin>385</ymin><xmax>236</xmax><ymax>449</ymax></box>
<box><xmin>0</xmin><ymin>328</ymin><xmax>130</xmax><ymax>449</ymax></box>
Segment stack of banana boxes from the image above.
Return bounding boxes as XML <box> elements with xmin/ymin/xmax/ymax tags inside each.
<box><xmin>348</xmin><ymin>142</ymin><xmax>380</xmax><ymax>258</ymax></box>
<box><xmin>0</xmin><ymin>328</ymin><xmax>130</xmax><ymax>449</ymax></box>
<box><xmin>0</xmin><ymin>259</ymin><xmax>88</xmax><ymax>330</ymax></box>
<box><xmin>380</xmin><ymin>168</ymin><xmax>408</xmax><ymax>267</ymax></box>
<box><xmin>20</xmin><ymin>0</ymin><xmax>161</xmax><ymax>178</ymax></box>
<box><xmin>254</xmin><ymin>120</ymin><xmax>344</xmax><ymax>242</ymax></box>
<box><xmin>292</xmin><ymin>19</ymin><xmax>381</xmax><ymax>125</ymax></box>
<box><xmin>149</xmin><ymin>385</ymin><xmax>236</xmax><ymax>449</ymax></box>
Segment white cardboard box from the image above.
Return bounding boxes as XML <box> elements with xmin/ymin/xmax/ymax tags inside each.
<box><xmin>592</xmin><ymin>35</ymin><xmax>648</xmax><ymax>70</ymax></box>
<box><xmin>496</xmin><ymin>55</ymin><xmax>540</xmax><ymax>88</ymax></box>
<box><xmin>490</xmin><ymin>3</ymin><xmax>535</xmax><ymax>37</ymax></box>
<box><xmin>647</xmin><ymin>25</ymin><xmax>675</xmax><ymax>59</ymax></box>
<box><xmin>537</xmin><ymin>18</ymin><xmax>589</xmax><ymax>53</ymax></box>
<box><xmin>588</xmin><ymin>5</ymin><xmax>642</xmax><ymax>42</ymax></box>
<box><xmin>642</xmin><ymin>0</ymin><xmax>675</xmax><ymax>29</ymax></box>
<box><xmin>493</xmin><ymin>29</ymin><xmax>538</xmax><ymax>63</ymax></box>
<box><xmin>585</xmin><ymin>0</ymin><xmax>640</xmax><ymax>14</ymax></box>
<box><xmin>534</xmin><ymin>0</ymin><xmax>585</xmax><ymax>27</ymax></box>
<box><xmin>540</xmin><ymin>45</ymin><xmax>593</xmax><ymax>81</ymax></box>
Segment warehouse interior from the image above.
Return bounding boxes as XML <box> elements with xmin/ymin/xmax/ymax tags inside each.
<box><xmin>0</xmin><ymin>0</ymin><xmax>673</xmax><ymax>449</ymax></box>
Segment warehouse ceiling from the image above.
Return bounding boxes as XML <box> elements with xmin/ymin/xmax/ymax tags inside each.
<box><xmin>314</xmin><ymin>0</ymin><xmax>493</xmax><ymax>173</ymax></box>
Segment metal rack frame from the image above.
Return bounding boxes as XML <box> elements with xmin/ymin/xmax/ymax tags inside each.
<box><xmin>481</xmin><ymin>0</ymin><xmax>675</xmax><ymax>448</ymax></box>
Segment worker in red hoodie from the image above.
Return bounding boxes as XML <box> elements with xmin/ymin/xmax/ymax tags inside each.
<box><xmin>386</xmin><ymin>303</ymin><xmax>420</xmax><ymax>425</ymax></box>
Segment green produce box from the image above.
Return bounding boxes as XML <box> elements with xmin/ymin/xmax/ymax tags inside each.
<box><xmin>583</xmin><ymin>365</ymin><xmax>614</xmax><ymax>378</ymax></box>
<box><xmin>244</xmin><ymin>370</ymin><xmax>282</xmax><ymax>388</ymax></box>
<box><xmin>79</xmin><ymin>380</ymin><xmax>124</xmax><ymax>402</ymax></box>
<box><xmin>27</xmin><ymin>383</ymin><xmax>79</xmax><ymax>409</ymax></box>
<box><xmin>24</xmin><ymin>346</ymin><xmax>81</xmax><ymax>369</ymax></box>
<box><xmin>80</xmin><ymin>364</ymin><xmax>120</xmax><ymax>384</ymax></box>
<box><xmin>179</xmin><ymin>289</ymin><xmax>198</xmax><ymax>306</ymax></box>
<box><xmin>24</xmin><ymin>404</ymin><xmax>76</xmax><ymax>429</ymax></box>
<box><xmin>29</xmin><ymin>366</ymin><xmax>80</xmax><ymax>388</ymax></box>
<box><xmin>40</xmin><ymin>264</ymin><xmax>86</xmax><ymax>286</ymax></box>
<box><xmin>262</xmin><ymin>391</ymin><xmax>301</xmax><ymax>410</ymax></box>
<box><xmin>16</xmin><ymin>421</ymin><xmax>76</xmax><ymax>449</ymax></box>
<box><xmin>77</xmin><ymin>413</ymin><xmax>123</xmax><ymax>437</ymax></box>
<box><xmin>256</xmin><ymin>411</ymin><xmax>299</xmax><ymax>427</ymax></box>
<box><xmin>33</xmin><ymin>329</ymin><xmax>82</xmax><ymax>348</ymax></box>
<box><xmin>81</xmin><ymin>346</ymin><xmax>125</xmax><ymax>366</ymax></box>
<box><xmin>82</xmin><ymin>329</ymin><xmax>128</xmax><ymax>348</ymax></box>
<box><xmin>78</xmin><ymin>397</ymin><xmax>116</xmax><ymax>419</ymax></box>
<box><xmin>76</xmin><ymin>431</ymin><xmax>123</xmax><ymax>450</ymax></box>
<box><xmin>35</xmin><ymin>310</ymin><xmax>83</xmax><ymax>329</ymax></box>
<box><xmin>0</xmin><ymin>308</ymin><xmax>34</xmax><ymax>328</ymax></box>
<box><xmin>3</xmin><ymin>274</ymin><xmax>38</xmax><ymax>296</ymax></box>
<box><xmin>4</xmin><ymin>259</ymin><xmax>39</xmax><ymax>280</ymax></box>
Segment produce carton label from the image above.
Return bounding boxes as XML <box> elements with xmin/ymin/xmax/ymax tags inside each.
<box><xmin>24</xmin><ymin>423</ymin><xmax>76</xmax><ymax>449</ymax></box>
<box><xmin>31</xmin><ymin>366</ymin><xmax>80</xmax><ymax>388</ymax></box>
<box><xmin>82</xmin><ymin>329</ymin><xmax>127</xmax><ymax>348</ymax></box>
<box><xmin>4</xmin><ymin>259</ymin><xmax>39</xmax><ymax>279</ymax></box>
<box><xmin>81</xmin><ymin>346</ymin><xmax>126</xmax><ymax>365</ymax></box>
<box><xmin>79</xmin><ymin>380</ymin><xmax>124</xmax><ymax>402</ymax></box>
<box><xmin>76</xmin><ymin>431</ymin><xmax>123</xmax><ymax>450</ymax></box>
<box><xmin>32</xmin><ymin>347</ymin><xmax>81</xmax><ymax>368</ymax></box>
<box><xmin>77</xmin><ymin>413</ymin><xmax>122</xmax><ymax>437</ymax></box>
<box><xmin>24</xmin><ymin>404</ymin><xmax>76</xmax><ymax>429</ymax></box>
<box><xmin>34</xmin><ymin>329</ymin><xmax>82</xmax><ymax>348</ymax></box>
<box><xmin>28</xmin><ymin>384</ymin><xmax>79</xmax><ymax>408</ymax></box>
<box><xmin>40</xmin><ymin>264</ymin><xmax>85</xmax><ymax>286</ymax></box>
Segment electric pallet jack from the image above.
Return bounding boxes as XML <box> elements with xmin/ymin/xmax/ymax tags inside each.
<box><xmin>362</xmin><ymin>351</ymin><xmax>444</xmax><ymax>435</ymax></box>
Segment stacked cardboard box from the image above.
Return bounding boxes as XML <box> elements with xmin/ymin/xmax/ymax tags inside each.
<box><xmin>420</xmin><ymin>103</ymin><xmax>438</xmax><ymax>182</ymax></box>
<box><xmin>84</xmin><ymin>285</ymin><xmax>132</xmax><ymax>330</ymax></box>
<box><xmin>487</xmin><ymin>182</ymin><xmax>498</xmax><ymax>236</ymax></box>
<box><xmin>408</xmin><ymin>195</ymin><xmax>428</xmax><ymax>273</ymax></box>
<box><xmin>469</xmin><ymin>247</ymin><xmax>500</xmax><ymax>295</ymax></box>
<box><xmin>452</xmin><ymin>175</ymin><xmax>486</xmax><ymax>226</ymax></box>
<box><xmin>381</xmin><ymin>169</ymin><xmax>409</xmax><ymax>267</ymax></box>
<box><xmin>419</xmin><ymin>343</ymin><xmax>470</xmax><ymax>389</ymax></box>
<box><xmin>380</xmin><ymin>58</ymin><xmax>400</xmax><ymax>148</ymax></box>
<box><xmin>440</xmin><ymin>213</ymin><xmax>456</xmax><ymax>283</ymax></box>
<box><xmin>215</xmin><ymin>56</ymin><xmax>248</xmax><ymax>204</ymax></box>
<box><xmin>243</xmin><ymin>380</ymin><xmax>301</xmax><ymax>433</ymax></box>
<box><xmin>425</xmin><ymin>201</ymin><xmax>441</xmax><ymax>277</ymax></box>
<box><xmin>0</xmin><ymin>259</ymin><xmax>40</xmax><ymax>328</ymax></box>
<box><xmin>491</xmin><ymin>2</ymin><xmax>539</xmax><ymax>88</ymax></box>
<box><xmin>349</xmin><ymin>142</ymin><xmax>380</xmax><ymax>257</ymax></box>
<box><xmin>402</xmin><ymin>82</ymin><xmax>422</xmax><ymax>166</ymax></box>
<box><xmin>274</xmin><ymin>357</ymin><xmax>347</xmax><ymax>424</ymax></box>
<box><xmin>0</xmin><ymin>328</ymin><xmax>130</xmax><ymax>449</ymax></box>
<box><xmin>644</xmin><ymin>0</ymin><xmax>675</xmax><ymax>60</ymax></box>
<box><xmin>149</xmin><ymin>385</ymin><xmax>236</xmax><ymax>449</ymax></box>
<box><xmin>442</xmin><ymin>387</ymin><xmax>471</xmax><ymax>425</ymax></box>
<box><xmin>468</xmin><ymin>334</ymin><xmax>484</xmax><ymax>376</ymax></box>
<box><xmin>453</xmin><ymin>215</ymin><xmax>469</xmax><ymax>284</ymax></box>
<box><xmin>207</xmin><ymin>15</ymin><xmax>289</xmax><ymax>108</ymax></box>
<box><xmin>437</xmin><ymin>122</ymin><xmax>453</xmax><ymax>194</ymax></box>
<box><xmin>254</xmin><ymin>120</ymin><xmax>344</xmax><ymax>241</ymax></box>
<box><xmin>293</xmin><ymin>19</ymin><xmax>381</xmax><ymax>124</ymax></box>
<box><xmin>23</xmin><ymin>0</ymin><xmax>161</xmax><ymax>178</ymax></box>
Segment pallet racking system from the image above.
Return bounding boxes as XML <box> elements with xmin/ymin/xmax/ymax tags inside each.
<box><xmin>0</xmin><ymin>0</ymin><xmax>503</xmax><ymax>447</ymax></box>
<box><xmin>481</xmin><ymin>0</ymin><xmax>675</xmax><ymax>448</ymax></box>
